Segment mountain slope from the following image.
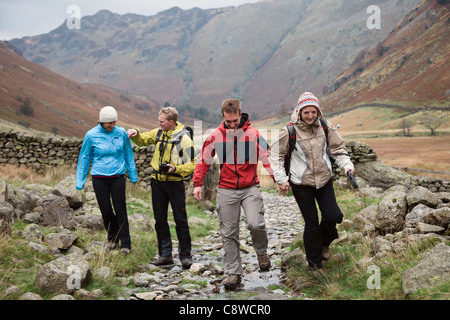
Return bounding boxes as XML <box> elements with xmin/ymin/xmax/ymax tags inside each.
<box><xmin>7</xmin><ymin>0</ymin><xmax>422</xmax><ymax>116</ymax></box>
<box><xmin>0</xmin><ymin>41</ymin><xmax>158</xmax><ymax>138</ymax></box>
<box><xmin>7</xmin><ymin>7</ymin><xmax>223</xmax><ymax>109</ymax></box>
<box><xmin>242</xmin><ymin>0</ymin><xmax>424</xmax><ymax>113</ymax></box>
<box><xmin>184</xmin><ymin>0</ymin><xmax>312</xmax><ymax>110</ymax></box>
<box><xmin>320</xmin><ymin>0</ymin><xmax>450</xmax><ymax>112</ymax></box>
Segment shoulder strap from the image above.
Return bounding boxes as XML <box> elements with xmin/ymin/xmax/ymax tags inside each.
<box><xmin>284</xmin><ymin>124</ymin><xmax>296</xmax><ymax>178</ymax></box>
<box><xmin>286</xmin><ymin>123</ymin><xmax>296</xmax><ymax>153</ymax></box>
<box><xmin>155</xmin><ymin>129</ymin><xmax>163</xmax><ymax>144</ymax></box>
<box><xmin>319</xmin><ymin>118</ymin><xmax>329</xmax><ymax>142</ymax></box>
<box><xmin>184</xmin><ymin>126</ymin><xmax>194</xmax><ymax>140</ymax></box>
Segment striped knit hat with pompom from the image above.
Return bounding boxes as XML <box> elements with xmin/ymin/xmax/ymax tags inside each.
<box><xmin>293</xmin><ymin>92</ymin><xmax>322</xmax><ymax>123</ymax></box>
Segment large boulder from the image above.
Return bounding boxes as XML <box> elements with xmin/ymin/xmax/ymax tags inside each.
<box><xmin>23</xmin><ymin>223</ymin><xmax>44</xmax><ymax>242</ymax></box>
<box><xmin>41</xmin><ymin>194</ymin><xmax>76</xmax><ymax>230</ymax></box>
<box><xmin>374</xmin><ymin>187</ymin><xmax>408</xmax><ymax>234</ymax></box>
<box><xmin>20</xmin><ymin>184</ymin><xmax>54</xmax><ymax>199</ymax></box>
<box><xmin>353</xmin><ymin>205</ymin><xmax>378</xmax><ymax>231</ymax></box>
<box><xmin>405</xmin><ymin>204</ymin><xmax>435</xmax><ymax>228</ymax></box>
<box><xmin>44</xmin><ymin>230</ymin><xmax>78</xmax><ymax>251</ymax></box>
<box><xmin>406</xmin><ymin>186</ymin><xmax>438</xmax><ymax>209</ymax></box>
<box><xmin>280</xmin><ymin>247</ymin><xmax>307</xmax><ymax>271</ymax></box>
<box><xmin>355</xmin><ymin>159</ymin><xmax>418</xmax><ymax>190</ymax></box>
<box><xmin>73</xmin><ymin>214</ymin><xmax>104</xmax><ymax>231</ymax></box>
<box><xmin>402</xmin><ymin>243</ymin><xmax>450</xmax><ymax>295</ymax></box>
<box><xmin>53</xmin><ymin>175</ymin><xmax>84</xmax><ymax>209</ymax></box>
<box><xmin>423</xmin><ymin>207</ymin><xmax>450</xmax><ymax>229</ymax></box>
<box><xmin>2</xmin><ymin>183</ymin><xmax>42</xmax><ymax>214</ymax></box>
<box><xmin>35</xmin><ymin>253</ymin><xmax>92</xmax><ymax>295</ymax></box>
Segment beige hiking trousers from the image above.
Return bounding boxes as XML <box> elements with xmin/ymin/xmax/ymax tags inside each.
<box><xmin>216</xmin><ymin>185</ymin><xmax>268</xmax><ymax>275</ymax></box>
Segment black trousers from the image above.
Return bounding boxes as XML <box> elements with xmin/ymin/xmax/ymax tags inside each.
<box><xmin>290</xmin><ymin>178</ymin><xmax>343</xmax><ymax>269</ymax></box>
<box><xmin>151</xmin><ymin>179</ymin><xmax>192</xmax><ymax>260</ymax></box>
<box><xmin>92</xmin><ymin>175</ymin><xmax>131</xmax><ymax>249</ymax></box>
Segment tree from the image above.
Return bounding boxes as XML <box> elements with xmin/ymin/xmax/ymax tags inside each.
<box><xmin>418</xmin><ymin>111</ymin><xmax>443</xmax><ymax>136</ymax></box>
<box><xmin>400</xmin><ymin>119</ymin><xmax>413</xmax><ymax>137</ymax></box>
<box><xmin>19</xmin><ymin>97</ymin><xmax>34</xmax><ymax>116</ymax></box>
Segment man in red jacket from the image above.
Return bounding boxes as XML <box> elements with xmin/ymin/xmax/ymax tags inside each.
<box><xmin>193</xmin><ymin>98</ymin><xmax>274</xmax><ymax>291</ymax></box>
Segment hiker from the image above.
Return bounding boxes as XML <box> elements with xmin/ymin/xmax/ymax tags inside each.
<box><xmin>269</xmin><ymin>92</ymin><xmax>355</xmax><ymax>272</ymax></box>
<box><xmin>193</xmin><ymin>98</ymin><xmax>275</xmax><ymax>290</ymax></box>
<box><xmin>76</xmin><ymin>106</ymin><xmax>138</xmax><ymax>255</ymax></box>
<box><xmin>127</xmin><ymin>107</ymin><xmax>195</xmax><ymax>269</ymax></box>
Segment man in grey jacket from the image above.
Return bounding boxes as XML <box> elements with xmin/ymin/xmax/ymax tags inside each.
<box><xmin>269</xmin><ymin>92</ymin><xmax>354</xmax><ymax>272</ymax></box>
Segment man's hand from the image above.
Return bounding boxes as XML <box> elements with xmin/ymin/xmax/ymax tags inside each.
<box><xmin>127</xmin><ymin>129</ymin><xmax>138</xmax><ymax>138</ymax></box>
<box><xmin>166</xmin><ymin>164</ymin><xmax>175</xmax><ymax>174</ymax></box>
<box><xmin>193</xmin><ymin>186</ymin><xmax>202</xmax><ymax>202</ymax></box>
<box><xmin>277</xmin><ymin>183</ymin><xmax>291</xmax><ymax>195</ymax></box>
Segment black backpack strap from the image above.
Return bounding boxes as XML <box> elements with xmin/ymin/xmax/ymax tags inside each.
<box><xmin>155</xmin><ymin>128</ymin><xmax>163</xmax><ymax>144</ymax></box>
<box><xmin>284</xmin><ymin>124</ymin><xmax>296</xmax><ymax>177</ymax></box>
<box><xmin>319</xmin><ymin>118</ymin><xmax>329</xmax><ymax>140</ymax></box>
<box><xmin>287</xmin><ymin>124</ymin><xmax>296</xmax><ymax>153</ymax></box>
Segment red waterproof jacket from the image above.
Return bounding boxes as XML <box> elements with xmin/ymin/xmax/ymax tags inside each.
<box><xmin>193</xmin><ymin>113</ymin><xmax>274</xmax><ymax>189</ymax></box>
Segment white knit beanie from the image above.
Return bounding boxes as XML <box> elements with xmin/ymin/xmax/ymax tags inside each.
<box><xmin>99</xmin><ymin>106</ymin><xmax>117</xmax><ymax>123</ymax></box>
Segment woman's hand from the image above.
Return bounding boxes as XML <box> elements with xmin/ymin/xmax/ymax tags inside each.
<box><xmin>345</xmin><ymin>168</ymin><xmax>355</xmax><ymax>176</ymax></box>
<box><xmin>277</xmin><ymin>183</ymin><xmax>291</xmax><ymax>194</ymax></box>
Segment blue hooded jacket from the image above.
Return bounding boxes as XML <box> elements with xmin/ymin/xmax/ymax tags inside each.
<box><xmin>76</xmin><ymin>124</ymin><xmax>138</xmax><ymax>190</ymax></box>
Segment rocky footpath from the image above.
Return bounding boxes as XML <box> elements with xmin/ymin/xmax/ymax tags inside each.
<box><xmin>125</xmin><ymin>192</ymin><xmax>302</xmax><ymax>301</ymax></box>
<box><xmin>1</xmin><ymin>172</ymin><xmax>449</xmax><ymax>300</ymax></box>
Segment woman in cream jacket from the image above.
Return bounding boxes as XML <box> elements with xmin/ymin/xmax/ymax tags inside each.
<box><xmin>269</xmin><ymin>92</ymin><xmax>354</xmax><ymax>271</ymax></box>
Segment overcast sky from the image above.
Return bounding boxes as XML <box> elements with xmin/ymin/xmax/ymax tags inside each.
<box><xmin>0</xmin><ymin>0</ymin><xmax>262</xmax><ymax>40</ymax></box>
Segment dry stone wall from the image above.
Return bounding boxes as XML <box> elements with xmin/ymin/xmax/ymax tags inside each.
<box><xmin>0</xmin><ymin>129</ymin><xmax>448</xmax><ymax>192</ymax></box>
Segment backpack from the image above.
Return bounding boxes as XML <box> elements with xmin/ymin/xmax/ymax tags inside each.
<box><xmin>155</xmin><ymin>125</ymin><xmax>194</xmax><ymax>156</ymax></box>
<box><xmin>284</xmin><ymin>118</ymin><xmax>347</xmax><ymax>178</ymax></box>
<box><xmin>155</xmin><ymin>125</ymin><xmax>195</xmax><ymax>178</ymax></box>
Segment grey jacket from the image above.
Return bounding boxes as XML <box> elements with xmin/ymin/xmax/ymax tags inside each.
<box><xmin>269</xmin><ymin>112</ymin><xmax>354</xmax><ymax>189</ymax></box>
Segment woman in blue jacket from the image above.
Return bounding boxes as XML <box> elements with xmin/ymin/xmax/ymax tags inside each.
<box><xmin>76</xmin><ymin>106</ymin><xmax>138</xmax><ymax>254</ymax></box>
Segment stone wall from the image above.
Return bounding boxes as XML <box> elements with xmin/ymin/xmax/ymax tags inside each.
<box><xmin>0</xmin><ymin>129</ymin><xmax>157</xmax><ymax>187</ymax></box>
<box><xmin>0</xmin><ymin>129</ymin><xmax>448</xmax><ymax>192</ymax></box>
<box><xmin>0</xmin><ymin>130</ymin><xmax>82</xmax><ymax>172</ymax></box>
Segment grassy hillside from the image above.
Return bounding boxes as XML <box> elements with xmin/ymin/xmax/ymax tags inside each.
<box><xmin>0</xmin><ymin>41</ymin><xmax>159</xmax><ymax>138</ymax></box>
<box><xmin>321</xmin><ymin>0</ymin><xmax>450</xmax><ymax>111</ymax></box>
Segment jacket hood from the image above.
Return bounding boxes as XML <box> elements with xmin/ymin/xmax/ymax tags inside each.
<box><xmin>220</xmin><ymin>113</ymin><xmax>250</xmax><ymax>131</ymax></box>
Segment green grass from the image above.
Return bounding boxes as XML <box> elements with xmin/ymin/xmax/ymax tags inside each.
<box><xmin>0</xmin><ymin>193</ymin><xmax>217</xmax><ymax>300</ymax></box>
<box><xmin>283</xmin><ymin>186</ymin><xmax>450</xmax><ymax>300</ymax></box>
<box><xmin>286</xmin><ymin>233</ymin><xmax>449</xmax><ymax>300</ymax></box>
<box><xmin>1</xmin><ymin>166</ymin><xmax>449</xmax><ymax>300</ymax></box>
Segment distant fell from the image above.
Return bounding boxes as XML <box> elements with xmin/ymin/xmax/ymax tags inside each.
<box><xmin>320</xmin><ymin>0</ymin><xmax>450</xmax><ymax>112</ymax></box>
<box><xmin>7</xmin><ymin>0</ymin><xmax>423</xmax><ymax>116</ymax></box>
<box><xmin>0</xmin><ymin>41</ymin><xmax>158</xmax><ymax>138</ymax></box>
